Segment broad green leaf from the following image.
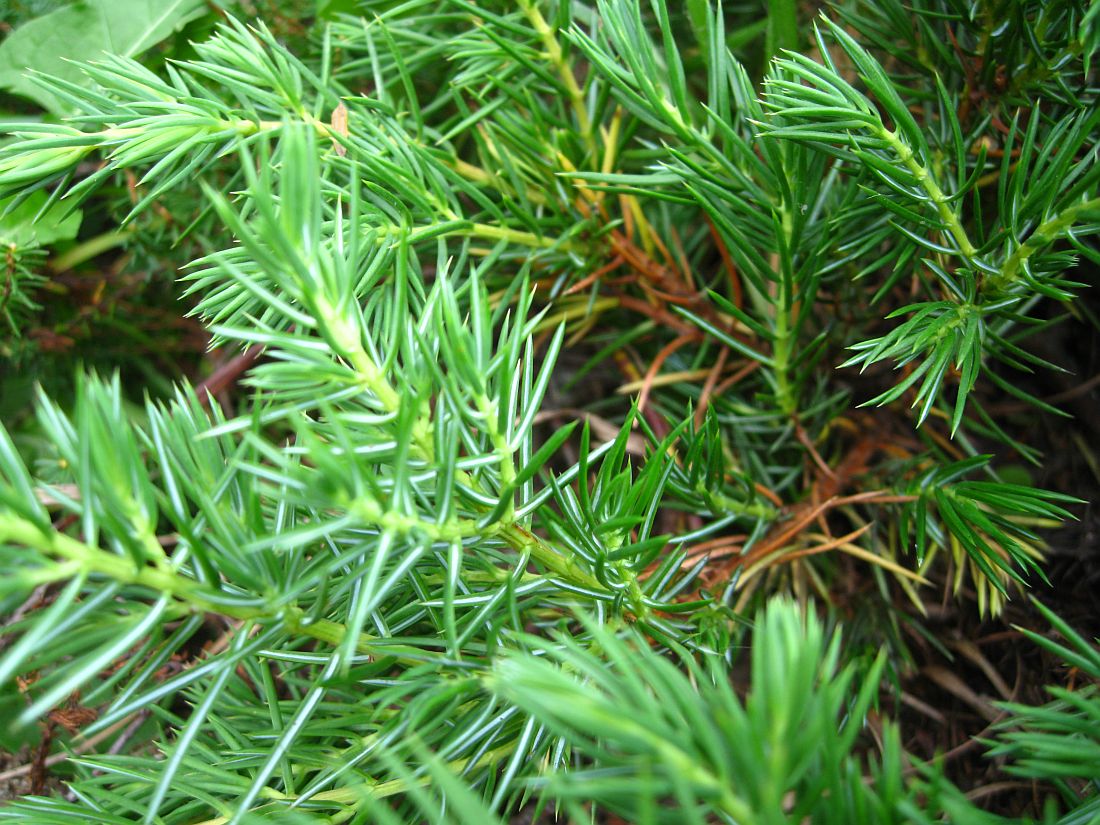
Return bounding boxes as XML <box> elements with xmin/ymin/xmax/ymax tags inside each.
<box><xmin>0</xmin><ymin>0</ymin><xmax>209</xmax><ymax>115</ymax></box>
<box><xmin>0</xmin><ymin>191</ymin><xmax>82</xmax><ymax>247</ymax></box>
<box><xmin>316</xmin><ymin>0</ymin><xmax>363</xmax><ymax>19</ymax></box>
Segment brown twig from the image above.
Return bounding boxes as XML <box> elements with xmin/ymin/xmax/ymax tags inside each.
<box><xmin>0</xmin><ymin>714</ymin><xmax>142</xmax><ymax>784</ymax></box>
<box><xmin>637</xmin><ymin>333</ymin><xmax>700</xmax><ymax>412</ymax></box>
<box><xmin>195</xmin><ymin>345</ymin><xmax>263</xmax><ymax>407</ymax></box>
<box><xmin>694</xmin><ymin>347</ymin><xmax>729</xmax><ymax>428</ymax></box>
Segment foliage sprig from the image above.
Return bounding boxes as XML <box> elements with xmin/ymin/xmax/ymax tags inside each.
<box><xmin>0</xmin><ymin>0</ymin><xmax>1097</xmax><ymax>821</ymax></box>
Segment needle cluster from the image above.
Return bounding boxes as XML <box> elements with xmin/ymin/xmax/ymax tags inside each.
<box><xmin>0</xmin><ymin>1</ymin><xmax>1097</xmax><ymax>822</ymax></box>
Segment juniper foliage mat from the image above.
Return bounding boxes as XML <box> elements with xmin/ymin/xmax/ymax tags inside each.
<box><xmin>0</xmin><ymin>1</ymin><xmax>1098</xmax><ymax>823</ymax></box>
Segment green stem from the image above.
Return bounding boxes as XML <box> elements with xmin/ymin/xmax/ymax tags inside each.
<box><xmin>502</xmin><ymin>523</ymin><xmax>613</xmax><ymax>607</ymax></box>
<box><xmin>986</xmin><ymin>197</ymin><xmax>1100</xmax><ymax>294</ymax></box>
<box><xmin>450</xmin><ymin>158</ymin><xmax>549</xmax><ymax>206</ymax></box>
<box><xmin>772</xmin><ymin>205</ymin><xmax>797</xmax><ymax>416</ymax></box>
<box><xmin>50</xmin><ymin>229</ymin><xmax>134</xmax><ymax>273</ymax></box>
<box><xmin>879</xmin><ymin>128</ymin><xmax>978</xmax><ymax>262</ymax></box>
<box><xmin>375</xmin><ymin>220</ymin><xmax>576</xmax><ymax>253</ymax></box>
<box><xmin>468</xmin><ymin>222</ymin><xmax>574</xmax><ymax>251</ymax></box>
<box><xmin>96</xmin><ymin>119</ymin><xmax>268</xmax><ymax>142</ymax></box>
<box><xmin>480</xmin><ymin>395</ymin><xmax>516</xmax><ymax>524</ymax></box>
<box><xmin>0</xmin><ymin>515</ymin><xmax>254</xmax><ymax>620</ymax></box>
<box><xmin>518</xmin><ymin>0</ymin><xmax>599</xmax><ymax>159</ymax></box>
<box><xmin>0</xmin><ymin>514</ymin><xmax>430</xmax><ymax>661</ymax></box>
<box><xmin>348</xmin><ymin>496</ymin><xmax>488</xmax><ymax>543</ymax></box>
<box><xmin>702</xmin><ymin>486</ymin><xmax>777</xmax><ymax>521</ymax></box>
<box><xmin>338</xmin><ymin>317</ymin><xmax>643</xmax><ymax>617</ymax></box>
